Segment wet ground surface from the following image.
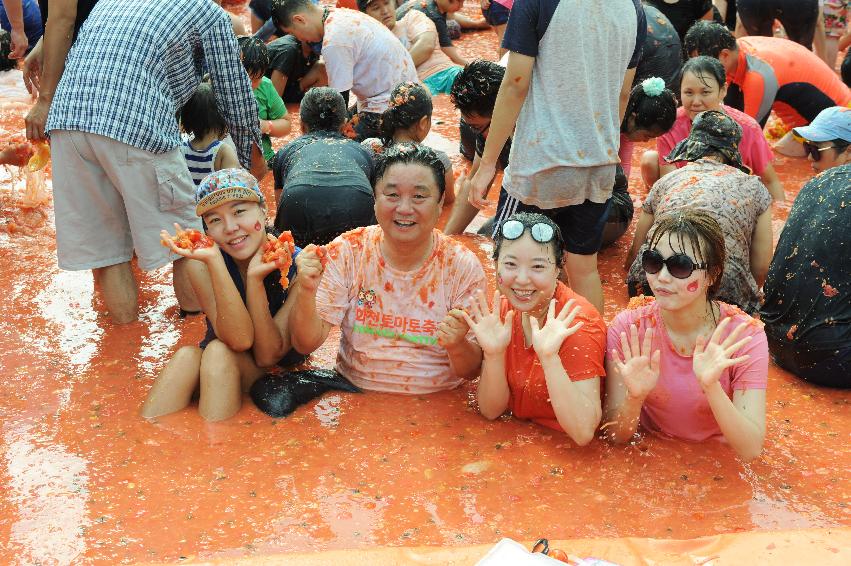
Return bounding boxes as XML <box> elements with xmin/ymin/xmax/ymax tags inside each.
<box><xmin>1</xmin><ymin>2</ymin><xmax>849</xmax><ymax>564</ymax></box>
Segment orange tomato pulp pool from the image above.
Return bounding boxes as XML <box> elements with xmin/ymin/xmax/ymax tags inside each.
<box><xmin>0</xmin><ymin>3</ymin><xmax>849</xmax><ymax>565</ymax></box>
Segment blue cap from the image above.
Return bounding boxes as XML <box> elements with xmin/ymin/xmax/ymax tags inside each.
<box><xmin>792</xmin><ymin>106</ymin><xmax>851</xmax><ymax>143</ymax></box>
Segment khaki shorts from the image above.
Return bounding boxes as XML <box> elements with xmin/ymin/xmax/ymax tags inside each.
<box><xmin>51</xmin><ymin>130</ymin><xmax>202</xmax><ymax>271</ymax></box>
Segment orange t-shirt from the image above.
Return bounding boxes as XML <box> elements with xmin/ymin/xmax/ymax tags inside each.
<box><xmin>501</xmin><ymin>282</ymin><xmax>607</xmax><ymax>432</ymax></box>
<box><xmin>731</xmin><ymin>36</ymin><xmax>851</xmax><ymax>127</ymax></box>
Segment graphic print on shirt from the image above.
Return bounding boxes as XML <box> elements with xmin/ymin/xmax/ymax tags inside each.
<box><xmin>353</xmin><ymin>287</ymin><xmax>438</xmax><ymax>346</ymax></box>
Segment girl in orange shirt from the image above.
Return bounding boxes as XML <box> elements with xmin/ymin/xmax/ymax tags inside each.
<box><xmin>463</xmin><ymin>213</ymin><xmax>607</xmax><ymax>445</ymax></box>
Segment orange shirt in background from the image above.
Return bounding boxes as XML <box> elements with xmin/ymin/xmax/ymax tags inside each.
<box><xmin>729</xmin><ymin>36</ymin><xmax>851</xmax><ymax>128</ymax></box>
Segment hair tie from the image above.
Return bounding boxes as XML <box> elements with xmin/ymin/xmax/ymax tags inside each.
<box><xmin>641</xmin><ymin>77</ymin><xmax>666</xmax><ymax>97</ymax></box>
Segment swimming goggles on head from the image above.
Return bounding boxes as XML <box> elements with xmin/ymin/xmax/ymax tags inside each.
<box><xmin>500</xmin><ymin>219</ymin><xmax>555</xmax><ymax>244</ymax></box>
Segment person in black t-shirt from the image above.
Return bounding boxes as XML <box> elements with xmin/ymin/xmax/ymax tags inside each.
<box><xmin>760</xmin><ymin>107</ymin><xmax>851</xmax><ymax>388</ymax></box>
<box><xmin>644</xmin><ymin>0</ymin><xmax>713</xmax><ymax>43</ymax></box>
<box><xmin>272</xmin><ymin>87</ymin><xmax>376</xmax><ymax>247</ymax></box>
<box><xmin>635</xmin><ymin>4</ymin><xmax>682</xmax><ymax>89</ymax></box>
<box><xmin>266</xmin><ymin>34</ymin><xmax>319</xmax><ymax>103</ymax></box>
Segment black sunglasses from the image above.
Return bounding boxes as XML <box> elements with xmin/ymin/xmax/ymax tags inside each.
<box><xmin>642</xmin><ymin>249</ymin><xmax>707</xmax><ymax>279</ymax></box>
<box><xmin>802</xmin><ymin>142</ymin><xmax>838</xmax><ymax>162</ymax></box>
<box><xmin>501</xmin><ymin>219</ymin><xmax>555</xmax><ymax>243</ymax></box>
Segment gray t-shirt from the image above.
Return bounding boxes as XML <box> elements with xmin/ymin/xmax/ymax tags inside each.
<box><xmin>501</xmin><ymin>0</ymin><xmax>645</xmax><ymax>208</ymax></box>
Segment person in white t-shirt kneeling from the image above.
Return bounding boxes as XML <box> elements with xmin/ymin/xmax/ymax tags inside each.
<box><xmin>288</xmin><ymin>143</ymin><xmax>487</xmax><ymax>394</ymax></box>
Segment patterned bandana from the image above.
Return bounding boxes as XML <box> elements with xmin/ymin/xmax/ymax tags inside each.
<box><xmin>195</xmin><ymin>168</ymin><xmax>263</xmax><ymax>216</ymax></box>
<box><xmin>665</xmin><ymin>110</ymin><xmax>750</xmax><ymax>174</ymax></box>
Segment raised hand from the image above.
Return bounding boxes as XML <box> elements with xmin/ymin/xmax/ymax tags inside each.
<box><xmin>293</xmin><ymin>244</ymin><xmax>324</xmax><ymax>293</ymax></box>
<box><xmin>160</xmin><ymin>224</ymin><xmax>219</xmax><ymax>262</ymax></box>
<box><xmin>437</xmin><ymin>308</ymin><xmax>470</xmax><ymax>349</ymax></box>
<box><xmin>247</xmin><ymin>235</ymin><xmax>283</xmax><ymax>281</ymax></box>
<box><xmin>528</xmin><ymin>298</ymin><xmax>584</xmax><ymax>358</ymax></box>
<box><xmin>611</xmin><ymin>324</ymin><xmax>661</xmax><ymax>400</ymax></box>
<box><xmin>693</xmin><ymin>317</ymin><xmax>753</xmax><ymax>390</ymax></box>
<box><xmin>461</xmin><ymin>290</ymin><xmax>514</xmax><ymax>356</ymax></box>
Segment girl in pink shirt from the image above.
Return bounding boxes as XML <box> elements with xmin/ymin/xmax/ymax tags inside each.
<box><xmin>639</xmin><ymin>56</ymin><xmax>785</xmax><ymax>201</ymax></box>
<box><xmin>603</xmin><ymin>210</ymin><xmax>768</xmax><ymax>461</ymax></box>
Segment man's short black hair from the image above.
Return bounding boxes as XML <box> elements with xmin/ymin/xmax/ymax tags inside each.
<box><xmin>683</xmin><ymin>20</ymin><xmax>737</xmax><ymax>59</ymax></box>
<box><xmin>450</xmin><ymin>59</ymin><xmax>505</xmax><ymax>118</ymax></box>
<box><xmin>374</xmin><ymin>143</ymin><xmax>446</xmax><ymax>197</ymax></box>
<box><xmin>237</xmin><ymin>36</ymin><xmax>270</xmax><ymax>78</ymax></box>
<box><xmin>271</xmin><ymin>0</ymin><xmax>314</xmax><ymax>30</ymax></box>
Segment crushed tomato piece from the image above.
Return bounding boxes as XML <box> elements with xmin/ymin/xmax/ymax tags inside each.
<box><xmin>162</xmin><ymin>228</ymin><xmax>214</xmax><ymax>250</ymax></box>
<box><xmin>263</xmin><ymin>232</ymin><xmax>296</xmax><ymax>288</ymax></box>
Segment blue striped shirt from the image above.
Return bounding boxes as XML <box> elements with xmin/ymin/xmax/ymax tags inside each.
<box><xmin>46</xmin><ymin>0</ymin><xmax>261</xmax><ymax>168</ymax></box>
<box><xmin>182</xmin><ymin>139</ymin><xmax>221</xmax><ymax>186</ymax></box>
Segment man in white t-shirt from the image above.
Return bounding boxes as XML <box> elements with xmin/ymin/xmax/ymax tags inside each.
<box><xmin>272</xmin><ymin>0</ymin><xmax>418</xmax><ymax>139</ymax></box>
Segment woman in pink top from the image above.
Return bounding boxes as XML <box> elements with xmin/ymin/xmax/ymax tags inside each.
<box><xmin>640</xmin><ymin>56</ymin><xmax>785</xmax><ymax>201</ymax></box>
<box><xmin>603</xmin><ymin>210</ymin><xmax>768</xmax><ymax>461</ymax></box>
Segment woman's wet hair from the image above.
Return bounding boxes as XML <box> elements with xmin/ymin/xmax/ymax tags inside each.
<box><xmin>300</xmin><ymin>87</ymin><xmax>347</xmax><ymax>132</ymax></box>
<box><xmin>622</xmin><ymin>78</ymin><xmax>677</xmax><ymax>136</ymax></box>
<box><xmin>237</xmin><ymin>36</ymin><xmax>270</xmax><ymax>78</ymax></box>
<box><xmin>683</xmin><ymin>20</ymin><xmax>737</xmax><ymax>59</ymax></box>
<box><xmin>180</xmin><ymin>82</ymin><xmax>228</xmax><ymax>139</ymax></box>
<box><xmin>680</xmin><ymin>56</ymin><xmax>726</xmax><ymax>91</ymax></box>
<box><xmin>450</xmin><ymin>59</ymin><xmax>505</xmax><ymax>117</ymax></box>
<box><xmin>647</xmin><ymin>209</ymin><xmax>726</xmax><ymax>300</ymax></box>
<box><xmin>374</xmin><ymin>142</ymin><xmax>446</xmax><ymax>197</ymax></box>
<box><xmin>493</xmin><ymin>212</ymin><xmax>566</xmax><ymax>269</ymax></box>
<box><xmin>0</xmin><ymin>30</ymin><xmax>15</xmax><ymax>73</ymax></box>
<box><xmin>380</xmin><ymin>82</ymin><xmax>433</xmax><ymax>146</ymax></box>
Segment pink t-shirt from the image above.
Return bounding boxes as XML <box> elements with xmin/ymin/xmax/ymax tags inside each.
<box><xmin>656</xmin><ymin>105</ymin><xmax>773</xmax><ymax>176</ymax></box>
<box><xmin>493</xmin><ymin>0</ymin><xmax>514</xmax><ymax>9</ymax></box>
<box><xmin>394</xmin><ymin>9</ymin><xmax>454</xmax><ymax>82</ymax></box>
<box><xmin>315</xmin><ymin>226</ymin><xmax>486</xmax><ymax>394</ymax></box>
<box><xmin>606</xmin><ymin>300</ymin><xmax>768</xmax><ymax>442</ymax></box>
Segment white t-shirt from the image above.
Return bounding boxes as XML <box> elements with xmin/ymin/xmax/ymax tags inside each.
<box><xmin>323</xmin><ymin>9</ymin><xmax>419</xmax><ymax>114</ymax></box>
<box><xmin>315</xmin><ymin>226</ymin><xmax>486</xmax><ymax>394</ymax></box>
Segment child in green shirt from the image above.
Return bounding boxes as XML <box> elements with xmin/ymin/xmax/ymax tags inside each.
<box><xmin>238</xmin><ymin>36</ymin><xmax>292</xmax><ymax>166</ymax></box>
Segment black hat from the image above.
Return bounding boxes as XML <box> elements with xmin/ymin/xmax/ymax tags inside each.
<box><xmin>665</xmin><ymin>110</ymin><xmax>749</xmax><ymax>173</ymax></box>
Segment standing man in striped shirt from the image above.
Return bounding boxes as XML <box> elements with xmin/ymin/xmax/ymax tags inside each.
<box><xmin>43</xmin><ymin>0</ymin><xmax>265</xmax><ymax>324</ymax></box>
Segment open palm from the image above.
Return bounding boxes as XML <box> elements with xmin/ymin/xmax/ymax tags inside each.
<box><xmin>611</xmin><ymin>324</ymin><xmax>660</xmax><ymax>400</ymax></box>
<box><xmin>693</xmin><ymin>317</ymin><xmax>753</xmax><ymax>389</ymax></box>
<box><xmin>461</xmin><ymin>290</ymin><xmax>514</xmax><ymax>356</ymax></box>
<box><xmin>528</xmin><ymin>298</ymin><xmax>584</xmax><ymax>358</ymax></box>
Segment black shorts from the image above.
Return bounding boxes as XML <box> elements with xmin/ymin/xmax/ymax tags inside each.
<box><xmin>493</xmin><ymin>188</ymin><xmax>613</xmax><ymax>255</ymax></box>
<box><xmin>737</xmin><ymin>0</ymin><xmax>819</xmax><ymax>46</ymax></box>
<box><xmin>249</xmin><ymin>0</ymin><xmax>272</xmax><ymax>21</ymax></box>
<box><xmin>482</xmin><ymin>2</ymin><xmax>510</xmax><ymax>26</ymax></box>
<box><xmin>275</xmin><ymin>183</ymin><xmax>376</xmax><ymax>248</ymax></box>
